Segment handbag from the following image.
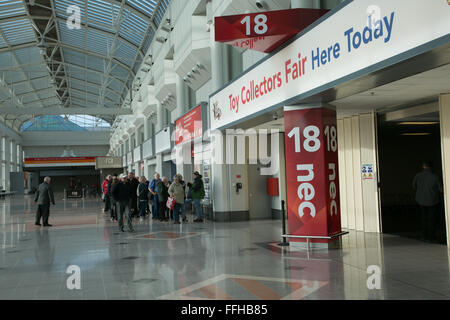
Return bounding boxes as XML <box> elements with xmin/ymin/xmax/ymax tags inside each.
<box><xmin>166</xmin><ymin>196</ymin><xmax>175</xmax><ymax>210</ymax></box>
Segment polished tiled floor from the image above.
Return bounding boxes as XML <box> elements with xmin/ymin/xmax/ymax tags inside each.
<box><xmin>0</xmin><ymin>194</ymin><xmax>449</xmax><ymax>300</ymax></box>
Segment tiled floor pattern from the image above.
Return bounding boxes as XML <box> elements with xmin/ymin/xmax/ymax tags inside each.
<box><xmin>0</xmin><ymin>195</ymin><xmax>449</xmax><ymax>300</ymax></box>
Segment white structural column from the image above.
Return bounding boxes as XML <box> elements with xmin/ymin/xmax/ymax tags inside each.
<box><xmin>3</xmin><ymin>137</ymin><xmax>10</xmax><ymax>191</ymax></box>
<box><xmin>210</xmin><ymin>9</ymin><xmax>231</xmax><ymax>217</ymax></box>
<box><xmin>18</xmin><ymin>144</ymin><xmax>23</xmax><ymax>172</ymax></box>
<box><xmin>155</xmin><ymin>102</ymin><xmax>164</xmax><ymax>175</ymax></box>
<box><xmin>143</xmin><ymin>118</ymin><xmax>151</xmax><ymax>179</ymax></box>
<box><xmin>175</xmin><ymin>74</ymin><xmax>192</xmax><ymax>179</ymax></box>
<box><xmin>439</xmin><ymin>94</ymin><xmax>450</xmax><ymax>247</ymax></box>
<box><xmin>10</xmin><ymin>140</ymin><xmax>17</xmax><ymax>173</ymax></box>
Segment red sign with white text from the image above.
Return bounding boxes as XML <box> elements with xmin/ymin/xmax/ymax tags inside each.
<box><xmin>175</xmin><ymin>105</ymin><xmax>202</xmax><ymax>146</ymax></box>
<box><xmin>284</xmin><ymin>107</ymin><xmax>341</xmax><ymax>243</ymax></box>
<box><xmin>215</xmin><ymin>8</ymin><xmax>329</xmax><ymax>53</ymax></box>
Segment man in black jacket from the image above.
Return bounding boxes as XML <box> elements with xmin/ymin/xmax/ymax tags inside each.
<box><xmin>413</xmin><ymin>161</ymin><xmax>443</xmax><ymax>242</ymax></box>
<box><xmin>127</xmin><ymin>172</ymin><xmax>139</xmax><ymax>218</ymax></box>
<box><xmin>112</xmin><ymin>174</ymin><xmax>134</xmax><ymax>232</ymax></box>
<box><xmin>34</xmin><ymin>176</ymin><xmax>55</xmax><ymax>227</ymax></box>
<box><xmin>138</xmin><ymin>176</ymin><xmax>149</xmax><ymax>221</ymax></box>
<box><xmin>157</xmin><ymin>177</ymin><xmax>169</xmax><ymax>222</ymax></box>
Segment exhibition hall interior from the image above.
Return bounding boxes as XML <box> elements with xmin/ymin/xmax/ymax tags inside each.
<box><xmin>0</xmin><ymin>0</ymin><xmax>449</xmax><ymax>302</ymax></box>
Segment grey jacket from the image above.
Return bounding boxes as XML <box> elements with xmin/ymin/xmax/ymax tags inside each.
<box><xmin>34</xmin><ymin>182</ymin><xmax>55</xmax><ymax>205</ymax></box>
<box><xmin>413</xmin><ymin>169</ymin><xmax>442</xmax><ymax>207</ymax></box>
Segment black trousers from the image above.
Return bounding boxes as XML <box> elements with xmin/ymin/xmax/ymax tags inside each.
<box><xmin>129</xmin><ymin>197</ymin><xmax>138</xmax><ymax>217</ymax></box>
<box><xmin>35</xmin><ymin>204</ymin><xmax>50</xmax><ymax>225</ymax></box>
<box><xmin>104</xmin><ymin>194</ymin><xmax>110</xmax><ymax>211</ymax></box>
<box><xmin>158</xmin><ymin>201</ymin><xmax>167</xmax><ymax>220</ymax></box>
<box><xmin>420</xmin><ymin>205</ymin><xmax>438</xmax><ymax>241</ymax></box>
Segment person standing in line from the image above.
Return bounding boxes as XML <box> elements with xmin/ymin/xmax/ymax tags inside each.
<box><xmin>145</xmin><ymin>179</ymin><xmax>151</xmax><ymax>216</ymax></box>
<box><xmin>112</xmin><ymin>174</ymin><xmax>134</xmax><ymax>233</ymax></box>
<box><xmin>149</xmin><ymin>173</ymin><xmax>161</xmax><ymax>220</ymax></box>
<box><xmin>413</xmin><ymin>161</ymin><xmax>443</xmax><ymax>242</ymax></box>
<box><xmin>188</xmin><ymin>171</ymin><xmax>205</xmax><ymax>223</ymax></box>
<box><xmin>127</xmin><ymin>172</ymin><xmax>139</xmax><ymax>219</ymax></box>
<box><xmin>102</xmin><ymin>175</ymin><xmax>111</xmax><ymax>213</ymax></box>
<box><xmin>34</xmin><ymin>176</ymin><xmax>55</xmax><ymax>227</ymax></box>
<box><xmin>108</xmin><ymin>174</ymin><xmax>119</xmax><ymax>222</ymax></box>
<box><xmin>169</xmin><ymin>174</ymin><xmax>186</xmax><ymax>225</ymax></box>
<box><xmin>138</xmin><ymin>176</ymin><xmax>149</xmax><ymax>222</ymax></box>
<box><xmin>178</xmin><ymin>175</ymin><xmax>187</xmax><ymax>222</ymax></box>
<box><xmin>157</xmin><ymin>176</ymin><xmax>169</xmax><ymax>222</ymax></box>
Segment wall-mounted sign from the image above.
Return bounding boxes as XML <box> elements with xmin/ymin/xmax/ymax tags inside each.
<box><xmin>362</xmin><ymin>164</ymin><xmax>375</xmax><ymax>180</ymax></box>
<box><xmin>155</xmin><ymin>127</ymin><xmax>172</xmax><ymax>154</ymax></box>
<box><xmin>24</xmin><ymin>157</ymin><xmax>96</xmax><ymax>168</ymax></box>
<box><xmin>133</xmin><ymin>146</ymin><xmax>142</xmax><ymax>163</ymax></box>
<box><xmin>175</xmin><ymin>105</ymin><xmax>203</xmax><ymax>145</ymax></box>
<box><xmin>210</xmin><ymin>0</ymin><xmax>450</xmax><ymax>131</ymax></box>
<box><xmin>127</xmin><ymin>152</ymin><xmax>133</xmax><ymax>166</ymax></box>
<box><xmin>122</xmin><ymin>154</ymin><xmax>127</xmax><ymax>168</ymax></box>
<box><xmin>142</xmin><ymin>138</ymin><xmax>153</xmax><ymax>159</ymax></box>
<box><xmin>215</xmin><ymin>8</ymin><xmax>328</xmax><ymax>53</ymax></box>
<box><xmin>95</xmin><ymin>157</ymin><xmax>122</xmax><ymax>169</ymax></box>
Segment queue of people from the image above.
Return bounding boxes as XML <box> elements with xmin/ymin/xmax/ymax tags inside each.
<box><xmin>101</xmin><ymin>170</ymin><xmax>206</xmax><ymax>232</ymax></box>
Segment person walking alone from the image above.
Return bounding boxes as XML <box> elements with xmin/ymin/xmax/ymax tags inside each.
<box><xmin>127</xmin><ymin>172</ymin><xmax>139</xmax><ymax>218</ymax></box>
<box><xmin>112</xmin><ymin>174</ymin><xmax>134</xmax><ymax>233</ymax></box>
<box><xmin>169</xmin><ymin>174</ymin><xmax>186</xmax><ymax>224</ymax></box>
<box><xmin>188</xmin><ymin>171</ymin><xmax>205</xmax><ymax>222</ymax></box>
<box><xmin>34</xmin><ymin>176</ymin><xmax>55</xmax><ymax>227</ymax></box>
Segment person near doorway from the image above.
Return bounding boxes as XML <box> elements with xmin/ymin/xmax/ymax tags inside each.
<box><xmin>149</xmin><ymin>173</ymin><xmax>160</xmax><ymax>220</ymax></box>
<box><xmin>188</xmin><ymin>171</ymin><xmax>205</xmax><ymax>222</ymax></box>
<box><xmin>34</xmin><ymin>176</ymin><xmax>55</xmax><ymax>227</ymax></box>
<box><xmin>127</xmin><ymin>172</ymin><xmax>139</xmax><ymax>219</ymax></box>
<box><xmin>112</xmin><ymin>174</ymin><xmax>134</xmax><ymax>233</ymax></box>
<box><xmin>157</xmin><ymin>176</ymin><xmax>169</xmax><ymax>222</ymax></box>
<box><xmin>169</xmin><ymin>174</ymin><xmax>186</xmax><ymax>224</ymax></box>
<box><xmin>138</xmin><ymin>176</ymin><xmax>149</xmax><ymax>222</ymax></box>
<box><xmin>102</xmin><ymin>175</ymin><xmax>111</xmax><ymax>213</ymax></box>
<box><xmin>413</xmin><ymin>161</ymin><xmax>443</xmax><ymax>242</ymax></box>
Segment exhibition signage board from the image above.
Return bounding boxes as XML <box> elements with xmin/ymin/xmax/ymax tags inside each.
<box><xmin>210</xmin><ymin>0</ymin><xmax>450</xmax><ymax>131</ymax></box>
<box><xmin>214</xmin><ymin>8</ymin><xmax>328</xmax><ymax>53</ymax></box>
<box><xmin>24</xmin><ymin>157</ymin><xmax>96</xmax><ymax>168</ymax></box>
<box><xmin>127</xmin><ymin>152</ymin><xmax>133</xmax><ymax>166</ymax></box>
<box><xmin>142</xmin><ymin>138</ymin><xmax>153</xmax><ymax>159</ymax></box>
<box><xmin>175</xmin><ymin>105</ymin><xmax>203</xmax><ymax>146</ymax></box>
<box><xmin>155</xmin><ymin>127</ymin><xmax>172</xmax><ymax>154</ymax></box>
<box><xmin>133</xmin><ymin>146</ymin><xmax>142</xmax><ymax>163</ymax></box>
<box><xmin>95</xmin><ymin>157</ymin><xmax>123</xmax><ymax>169</ymax></box>
<box><xmin>284</xmin><ymin>107</ymin><xmax>341</xmax><ymax>242</ymax></box>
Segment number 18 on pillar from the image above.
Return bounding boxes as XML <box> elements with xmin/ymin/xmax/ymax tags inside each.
<box><xmin>283</xmin><ymin>106</ymin><xmax>341</xmax><ymax>243</ymax></box>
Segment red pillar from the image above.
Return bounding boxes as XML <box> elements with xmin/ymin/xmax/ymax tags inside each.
<box><xmin>283</xmin><ymin>106</ymin><xmax>341</xmax><ymax>243</ymax></box>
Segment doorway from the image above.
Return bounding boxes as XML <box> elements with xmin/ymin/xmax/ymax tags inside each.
<box><xmin>377</xmin><ymin>109</ymin><xmax>447</xmax><ymax>244</ymax></box>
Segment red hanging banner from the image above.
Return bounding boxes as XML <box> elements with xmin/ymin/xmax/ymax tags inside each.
<box><xmin>283</xmin><ymin>106</ymin><xmax>341</xmax><ymax>243</ymax></box>
<box><xmin>214</xmin><ymin>8</ymin><xmax>329</xmax><ymax>53</ymax></box>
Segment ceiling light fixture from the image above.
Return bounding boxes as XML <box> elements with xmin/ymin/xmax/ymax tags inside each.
<box><xmin>400</xmin><ymin>133</ymin><xmax>432</xmax><ymax>136</ymax></box>
<box><xmin>397</xmin><ymin>121</ymin><xmax>438</xmax><ymax>125</ymax></box>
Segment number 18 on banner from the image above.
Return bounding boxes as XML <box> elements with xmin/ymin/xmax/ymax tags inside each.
<box><xmin>283</xmin><ymin>106</ymin><xmax>342</xmax><ymax>243</ymax></box>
